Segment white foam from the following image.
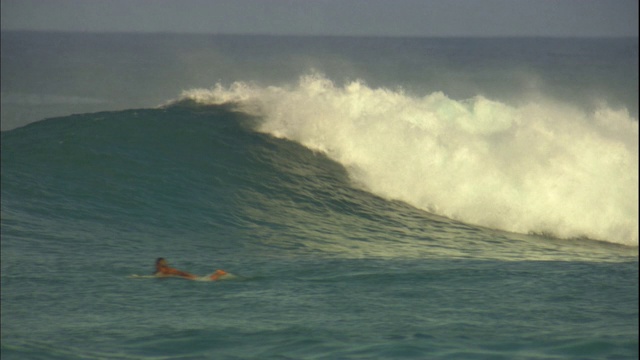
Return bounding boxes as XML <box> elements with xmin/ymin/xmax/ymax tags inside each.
<box><xmin>177</xmin><ymin>73</ymin><xmax>639</xmax><ymax>247</ymax></box>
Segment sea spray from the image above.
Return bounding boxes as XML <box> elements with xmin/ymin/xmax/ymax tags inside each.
<box><xmin>176</xmin><ymin>73</ymin><xmax>638</xmax><ymax>246</ymax></box>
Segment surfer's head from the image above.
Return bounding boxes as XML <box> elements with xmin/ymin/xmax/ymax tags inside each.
<box><xmin>156</xmin><ymin>258</ymin><xmax>168</xmax><ymax>267</ymax></box>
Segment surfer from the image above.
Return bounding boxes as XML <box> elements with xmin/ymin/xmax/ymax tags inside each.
<box><xmin>154</xmin><ymin>258</ymin><xmax>198</xmax><ymax>280</ymax></box>
<box><xmin>153</xmin><ymin>258</ymin><xmax>228</xmax><ymax>281</ymax></box>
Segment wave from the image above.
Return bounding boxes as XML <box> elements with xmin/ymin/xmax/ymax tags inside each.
<box><xmin>171</xmin><ymin>73</ymin><xmax>639</xmax><ymax>246</ymax></box>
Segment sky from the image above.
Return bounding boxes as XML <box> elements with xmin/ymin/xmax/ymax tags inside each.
<box><xmin>1</xmin><ymin>0</ymin><xmax>638</xmax><ymax>38</ymax></box>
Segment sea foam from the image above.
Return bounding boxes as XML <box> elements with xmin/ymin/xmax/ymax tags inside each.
<box><xmin>178</xmin><ymin>73</ymin><xmax>638</xmax><ymax>246</ymax></box>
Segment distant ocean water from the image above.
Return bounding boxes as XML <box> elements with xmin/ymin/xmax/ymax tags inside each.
<box><xmin>1</xmin><ymin>32</ymin><xmax>638</xmax><ymax>359</ymax></box>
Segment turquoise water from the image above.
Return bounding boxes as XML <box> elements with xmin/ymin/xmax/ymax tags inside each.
<box><xmin>1</xmin><ymin>33</ymin><xmax>638</xmax><ymax>359</ymax></box>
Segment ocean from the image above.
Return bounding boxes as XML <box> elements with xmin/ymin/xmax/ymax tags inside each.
<box><xmin>1</xmin><ymin>32</ymin><xmax>638</xmax><ymax>359</ymax></box>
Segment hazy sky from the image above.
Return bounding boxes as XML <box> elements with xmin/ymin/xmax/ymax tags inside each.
<box><xmin>1</xmin><ymin>0</ymin><xmax>638</xmax><ymax>37</ymax></box>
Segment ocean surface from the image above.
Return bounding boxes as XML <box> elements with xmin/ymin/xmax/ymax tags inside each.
<box><xmin>1</xmin><ymin>32</ymin><xmax>638</xmax><ymax>359</ymax></box>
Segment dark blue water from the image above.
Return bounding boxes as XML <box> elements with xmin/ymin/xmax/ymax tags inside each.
<box><xmin>1</xmin><ymin>32</ymin><xmax>638</xmax><ymax>359</ymax></box>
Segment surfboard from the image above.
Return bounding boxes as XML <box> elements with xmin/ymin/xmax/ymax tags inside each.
<box><xmin>128</xmin><ymin>273</ymin><xmax>235</xmax><ymax>281</ymax></box>
<box><xmin>128</xmin><ymin>274</ymin><xmax>159</xmax><ymax>279</ymax></box>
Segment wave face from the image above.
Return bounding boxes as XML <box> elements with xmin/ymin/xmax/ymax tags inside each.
<box><xmin>177</xmin><ymin>73</ymin><xmax>639</xmax><ymax>246</ymax></box>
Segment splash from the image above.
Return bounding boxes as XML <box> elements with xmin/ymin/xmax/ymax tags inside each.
<box><xmin>176</xmin><ymin>73</ymin><xmax>638</xmax><ymax>247</ymax></box>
